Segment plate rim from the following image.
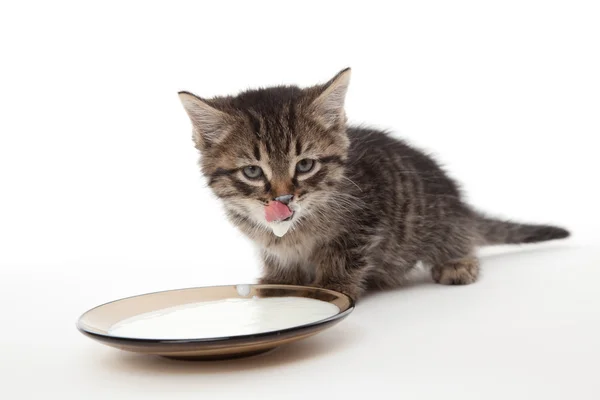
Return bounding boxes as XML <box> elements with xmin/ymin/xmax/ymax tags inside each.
<box><xmin>76</xmin><ymin>283</ymin><xmax>355</xmax><ymax>345</ymax></box>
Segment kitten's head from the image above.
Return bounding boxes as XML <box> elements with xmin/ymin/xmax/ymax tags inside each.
<box><xmin>179</xmin><ymin>68</ymin><xmax>351</xmax><ymax>237</ymax></box>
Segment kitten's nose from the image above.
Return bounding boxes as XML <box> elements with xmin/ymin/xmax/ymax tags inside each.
<box><xmin>274</xmin><ymin>194</ymin><xmax>293</xmax><ymax>205</ymax></box>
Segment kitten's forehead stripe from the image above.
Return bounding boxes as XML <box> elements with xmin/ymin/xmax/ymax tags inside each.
<box><xmin>246</xmin><ymin>110</ymin><xmax>263</xmax><ymax>139</ymax></box>
<box><xmin>304</xmin><ymin>142</ymin><xmax>315</xmax><ymax>153</ymax></box>
<box><xmin>283</xmin><ymin>131</ymin><xmax>292</xmax><ymax>156</ymax></box>
<box><xmin>264</xmin><ymin>139</ymin><xmax>273</xmax><ymax>154</ymax></box>
<box><xmin>253</xmin><ymin>144</ymin><xmax>261</xmax><ymax>161</ymax></box>
<box><xmin>287</xmin><ymin>99</ymin><xmax>296</xmax><ymax>134</ymax></box>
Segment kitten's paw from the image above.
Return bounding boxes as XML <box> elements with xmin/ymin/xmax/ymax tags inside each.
<box><xmin>431</xmin><ymin>257</ymin><xmax>479</xmax><ymax>285</ymax></box>
<box><xmin>320</xmin><ymin>283</ymin><xmax>363</xmax><ymax>302</ymax></box>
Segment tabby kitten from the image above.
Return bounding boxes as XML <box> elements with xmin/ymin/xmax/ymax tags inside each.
<box><xmin>178</xmin><ymin>68</ymin><xmax>569</xmax><ymax>301</ymax></box>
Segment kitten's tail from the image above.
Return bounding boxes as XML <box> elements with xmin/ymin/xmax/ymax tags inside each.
<box><xmin>474</xmin><ymin>214</ymin><xmax>570</xmax><ymax>245</ymax></box>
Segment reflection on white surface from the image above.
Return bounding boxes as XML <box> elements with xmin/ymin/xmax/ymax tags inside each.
<box><xmin>108</xmin><ymin>296</ymin><xmax>340</xmax><ymax>340</ymax></box>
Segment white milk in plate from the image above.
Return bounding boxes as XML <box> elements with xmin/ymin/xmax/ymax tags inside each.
<box><xmin>108</xmin><ymin>296</ymin><xmax>340</xmax><ymax>340</ymax></box>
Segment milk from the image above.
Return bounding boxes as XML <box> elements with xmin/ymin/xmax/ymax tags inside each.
<box><xmin>271</xmin><ymin>220</ymin><xmax>293</xmax><ymax>237</ymax></box>
<box><xmin>108</xmin><ymin>296</ymin><xmax>340</xmax><ymax>340</ymax></box>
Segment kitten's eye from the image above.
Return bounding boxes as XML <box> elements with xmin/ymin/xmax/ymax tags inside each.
<box><xmin>242</xmin><ymin>166</ymin><xmax>263</xmax><ymax>179</ymax></box>
<box><xmin>296</xmin><ymin>159</ymin><xmax>315</xmax><ymax>173</ymax></box>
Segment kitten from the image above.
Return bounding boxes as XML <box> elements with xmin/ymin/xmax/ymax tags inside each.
<box><xmin>178</xmin><ymin>68</ymin><xmax>569</xmax><ymax>301</ymax></box>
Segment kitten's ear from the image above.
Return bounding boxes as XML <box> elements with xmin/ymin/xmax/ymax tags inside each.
<box><xmin>309</xmin><ymin>68</ymin><xmax>351</xmax><ymax>129</ymax></box>
<box><xmin>178</xmin><ymin>91</ymin><xmax>231</xmax><ymax>148</ymax></box>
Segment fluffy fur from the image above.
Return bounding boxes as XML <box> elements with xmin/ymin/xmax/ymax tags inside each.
<box><xmin>179</xmin><ymin>68</ymin><xmax>569</xmax><ymax>301</ymax></box>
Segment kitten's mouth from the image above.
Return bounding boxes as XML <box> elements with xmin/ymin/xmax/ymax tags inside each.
<box><xmin>264</xmin><ymin>200</ymin><xmax>294</xmax><ymax>223</ymax></box>
<box><xmin>280</xmin><ymin>212</ymin><xmax>294</xmax><ymax>222</ymax></box>
<box><xmin>268</xmin><ymin>211</ymin><xmax>295</xmax><ymax>238</ymax></box>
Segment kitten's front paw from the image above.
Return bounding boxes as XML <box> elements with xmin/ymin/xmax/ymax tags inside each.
<box><xmin>320</xmin><ymin>283</ymin><xmax>363</xmax><ymax>302</ymax></box>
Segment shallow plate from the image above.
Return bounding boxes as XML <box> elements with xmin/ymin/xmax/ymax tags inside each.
<box><xmin>77</xmin><ymin>284</ymin><xmax>354</xmax><ymax>361</ymax></box>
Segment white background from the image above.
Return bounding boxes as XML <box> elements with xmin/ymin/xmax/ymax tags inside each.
<box><xmin>1</xmin><ymin>1</ymin><xmax>599</xmax><ymax>399</ymax></box>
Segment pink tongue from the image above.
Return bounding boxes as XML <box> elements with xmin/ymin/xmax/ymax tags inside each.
<box><xmin>264</xmin><ymin>200</ymin><xmax>293</xmax><ymax>222</ymax></box>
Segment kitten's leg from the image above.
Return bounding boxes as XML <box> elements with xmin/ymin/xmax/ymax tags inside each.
<box><xmin>316</xmin><ymin>273</ymin><xmax>367</xmax><ymax>301</ymax></box>
<box><xmin>258</xmin><ymin>265</ymin><xmax>308</xmax><ymax>286</ymax></box>
<box><xmin>257</xmin><ymin>253</ymin><xmax>308</xmax><ymax>286</ymax></box>
<box><xmin>311</xmin><ymin>242</ymin><xmax>369</xmax><ymax>301</ymax></box>
<box><xmin>430</xmin><ymin>254</ymin><xmax>479</xmax><ymax>285</ymax></box>
<box><xmin>257</xmin><ymin>254</ymin><xmax>312</xmax><ymax>298</ymax></box>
